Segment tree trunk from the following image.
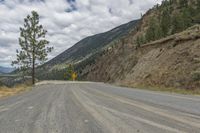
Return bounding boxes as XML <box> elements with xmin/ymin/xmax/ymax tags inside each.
<box><xmin>32</xmin><ymin>49</ymin><xmax>35</xmax><ymax>85</ymax></box>
<box><xmin>32</xmin><ymin>58</ymin><xmax>35</xmax><ymax>85</ymax></box>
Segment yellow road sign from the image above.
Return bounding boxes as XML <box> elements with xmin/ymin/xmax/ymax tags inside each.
<box><xmin>72</xmin><ymin>72</ymin><xmax>77</xmax><ymax>81</ymax></box>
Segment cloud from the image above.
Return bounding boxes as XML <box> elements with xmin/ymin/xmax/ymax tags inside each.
<box><xmin>0</xmin><ymin>0</ymin><xmax>162</xmax><ymax>67</ymax></box>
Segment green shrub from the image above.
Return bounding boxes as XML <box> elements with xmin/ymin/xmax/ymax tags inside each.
<box><xmin>191</xmin><ymin>71</ymin><xmax>200</xmax><ymax>81</ymax></box>
<box><xmin>0</xmin><ymin>81</ymin><xmax>3</xmax><ymax>86</ymax></box>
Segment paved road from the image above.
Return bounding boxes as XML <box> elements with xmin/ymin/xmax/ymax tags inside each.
<box><xmin>0</xmin><ymin>81</ymin><xmax>200</xmax><ymax>133</ymax></box>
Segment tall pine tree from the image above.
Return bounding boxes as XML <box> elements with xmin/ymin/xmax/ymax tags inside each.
<box><xmin>12</xmin><ymin>11</ymin><xmax>53</xmax><ymax>85</ymax></box>
<box><xmin>161</xmin><ymin>8</ymin><xmax>171</xmax><ymax>37</ymax></box>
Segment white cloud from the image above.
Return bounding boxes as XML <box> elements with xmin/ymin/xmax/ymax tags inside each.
<box><xmin>0</xmin><ymin>0</ymin><xmax>162</xmax><ymax>67</ymax></box>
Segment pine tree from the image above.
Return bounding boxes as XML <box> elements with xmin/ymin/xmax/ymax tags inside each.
<box><xmin>181</xmin><ymin>8</ymin><xmax>192</xmax><ymax>29</ymax></box>
<box><xmin>192</xmin><ymin>1</ymin><xmax>200</xmax><ymax>24</ymax></box>
<box><xmin>12</xmin><ymin>11</ymin><xmax>53</xmax><ymax>85</ymax></box>
<box><xmin>161</xmin><ymin>0</ymin><xmax>170</xmax><ymax>7</ymax></box>
<box><xmin>155</xmin><ymin>24</ymin><xmax>163</xmax><ymax>39</ymax></box>
<box><xmin>136</xmin><ymin>36</ymin><xmax>141</xmax><ymax>47</ymax></box>
<box><xmin>136</xmin><ymin>35</ymin><xmax>146</xmax><ymax>47</ymax></box>
<box><xmin>179</xmin><ymin>0</ymin><xmax>188</xmax><ymax>7</ymax></box>
<box><xmin>146</xmin><ymin>18</ymin><xmax>160</xmax><ymax>42</ymax></box>
<box><xmin>172</xmin><ymin>13</ymin><xmax>184</xmax><ymax>33</ymax></box>
<box><xmin>161</xmin><ymin>8</ymin><xmax>171</xmax><ymax>37</ymax></box>
<box><xmin>65</xmin><ymin>64</ymin><xmax>74</xmax><ymax>80</ymax></box>
<box><xmin>197</xmin><ymin>1</ymin><xmax>200</xmax><ymax>11</ymax></box>
<box><xmin>146</xmin><ymin>19</ymin><xmax>155</xmax><ymax>42</ymax></box>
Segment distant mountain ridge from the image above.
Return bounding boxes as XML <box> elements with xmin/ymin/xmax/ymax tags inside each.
<box><xmin>45</xmin><ymin>20</ymin><xmax>139</xmax><ymax>67</ymax></box>
<box><xmin>0</xmin><ymin>66</ymin><xmax>15</xmax><ymax>74</ymax></box>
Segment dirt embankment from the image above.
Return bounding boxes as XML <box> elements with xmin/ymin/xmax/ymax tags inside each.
<box><xmin>82</xmin><ymin>25</ymin><xmax>200</xmax><ymax>90</ymax></box>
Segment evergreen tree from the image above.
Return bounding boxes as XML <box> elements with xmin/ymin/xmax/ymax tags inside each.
<box><xmin>179</xmin><ymin>0</ymin><xmax>188</xmax><ymax>7</ymax></box>
<box><xmin>145</xmin><ymin>18</ymin><xmax>161</xmax><ymax>42</ymax></box>
<box><xmin>146</xmin><ymin>19</ymin><xmax>155</xmax><ymax>42</ymax></box>
<box><xmin>161</xmin><ymin>0</ymin><xmax>170</xmax><ymax>7</ymax></box>
<box><xmin>140</xmin><ymin>35</ymin><xmax>146</xmax><ymax>44</ymax></box>
<box><xmin>64</xmin><ymin>64</ymin><xmax>74</xmax><ymax>80</ymax></box>
<box><xmin>181</xmin><ymin>8</ymin><xmax>192</xmax><ymax>29</ymax></box>
<box><xmin>136</xmin><ymin>35</ymin><xmax>146</xmax><ymax>47</ymax></box>
<box><xmin>136</xmin><ymin>36</ymin><xmax>141</xmax><ymax>47</ymax></box>
<box><xmin>161</xmin><ymin>8</ymin><xmax>171</xmax><ymax>37</ymax></box>
<box><xmin>197</xmin><ymin>1</ymin><xmax>200</xmax><ymax>11</ymax></box>
<box><xmin>12</xmin><ymin>11</ymin><xmax>53</xmax><ymax>85</ymax></box>
<box><xmin>155</xmin><ymin>25</ymin><xmax>163</xmax><ymax>39</ymax></box>
<box><xmin>172</xmin><ymin>13</ymin><xmax>184</xmax><ymax>34</ymax></box>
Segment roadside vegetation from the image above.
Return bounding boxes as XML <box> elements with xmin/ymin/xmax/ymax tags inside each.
<box><xmin>0</xmin><ymin>83</ymin><xmax>31</xmax><ymax>98</ymax></box>
<box><xmin>12</xmin><ymin>11</ymin><xmax>53</xmax><ymax>85</ymax></box>
<box><xmin>64</xmin><ymin>64</ymin><xmax>78</xmax><ymax>81</ymax></box>
<box><xmin>136</xmin><ymin>0</ymin><xmax>200</xmax><ymax>46</ymax></box>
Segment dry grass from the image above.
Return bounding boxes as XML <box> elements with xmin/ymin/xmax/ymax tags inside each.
<box><xmin>0</xmin><ymin>84</ymin><xmax>31</xmax><ymax>98</ymax></box>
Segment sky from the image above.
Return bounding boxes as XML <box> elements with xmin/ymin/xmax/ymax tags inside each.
<box><xmin>0</xmin><ymin>0</ymin><xmax>162</xmax><ymax>67</ymax></box>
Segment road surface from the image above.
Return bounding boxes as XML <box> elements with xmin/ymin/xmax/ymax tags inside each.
<box><xmin>0</xmin><ymin>81</ymin><xmax>200</xmax><ymax>133</ymax></box>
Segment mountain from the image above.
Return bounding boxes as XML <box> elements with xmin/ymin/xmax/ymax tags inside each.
<box><xmin>79</xmin><ymin>0</ymin><xmax>200</xmax><ymax>90</ymax></box>
<box><xmin>37</xmin><ymin>20</ymin><xmax>139</xmax><ymax>79</ymax></box>
<box><xmin>46</xmin><ymin>20</ymin><xmax>138</xmax><ymax>67</ymax></box>
<box><xmin>0</xmin><ymin>66</ymin><xmax>15</xmax><ymax>74</ymax></box>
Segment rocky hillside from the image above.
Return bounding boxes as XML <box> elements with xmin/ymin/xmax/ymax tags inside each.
<box><xmin>83</xmin><ymin>25</ymin><xmax>200</xmax><ymax>89</ymax></box>
<box><xmin>79</xmin><ymin>0</ymin><xmax>200</xmax><ymax>90</ymax></box>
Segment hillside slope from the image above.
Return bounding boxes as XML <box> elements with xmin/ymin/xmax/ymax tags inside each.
<box><xmin>44</xmin><ymin>20</ymin><xmax>138</xmax><ymax>67</ymax></box>
<box><xmin>36</xmin><ymin>20</ymin><xmax>138</xmax><ymax>79</ymax></box>
<box><xmin>83</xmin><ymin>25</ymin><xmax>200</xmax><ymax>89</ymax></box>
<box><xmin>79</xmin><ymin>0</ymin><xmax>200</xmax><ymax>90</ymax></box>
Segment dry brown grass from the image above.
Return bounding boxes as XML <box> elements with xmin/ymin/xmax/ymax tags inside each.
<box><xmin>0</xmin><ymin>84</ymin><xmax>31</xmax><ymax>98</ymax></box>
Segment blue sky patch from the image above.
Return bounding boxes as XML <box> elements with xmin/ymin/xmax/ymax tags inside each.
<box><xmin>66</xmin><ymin>0</ymin><xmax>77</xmax><ymax>12</ymax></box>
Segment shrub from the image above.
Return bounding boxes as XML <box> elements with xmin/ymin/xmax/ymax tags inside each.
<box><xmin>191</xmin><ymin>71</ymin><xmax>200</xmax><ymax>81</ymax></box>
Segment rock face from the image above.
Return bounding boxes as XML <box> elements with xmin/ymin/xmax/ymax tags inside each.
<box><xmin>82</xmin><ymin>26</ymin><xmax>200</xmax><ymax>90</ymax></box>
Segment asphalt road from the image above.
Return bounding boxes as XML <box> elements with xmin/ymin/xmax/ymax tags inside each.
<box><xmin>0</xmin><ymin>81</ymin><xmax>200</xmax><ymax>133</ymax></box>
